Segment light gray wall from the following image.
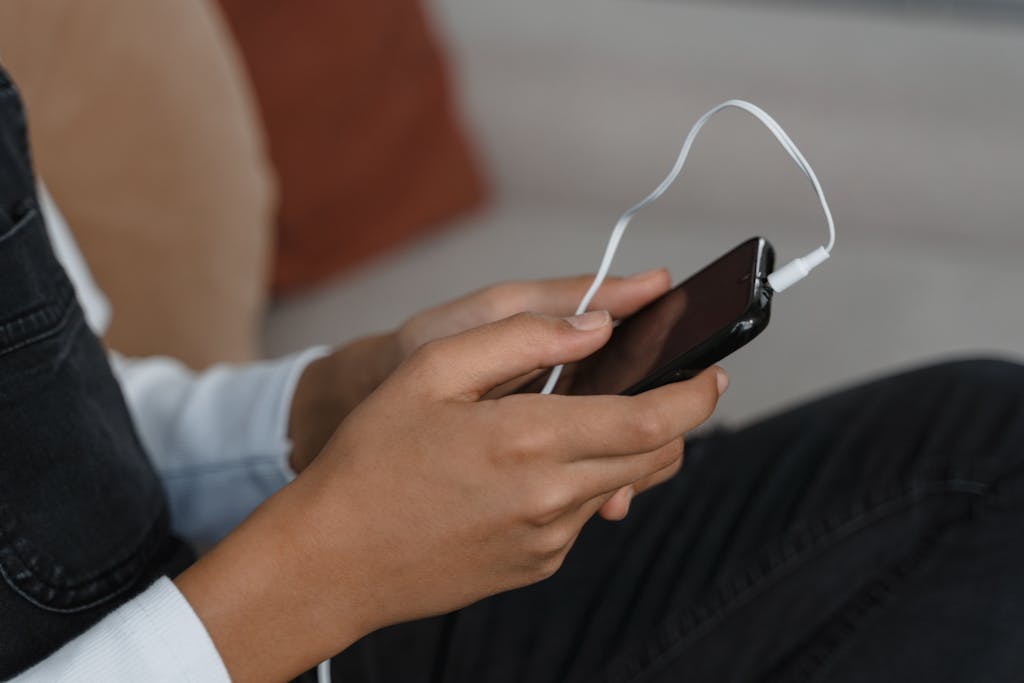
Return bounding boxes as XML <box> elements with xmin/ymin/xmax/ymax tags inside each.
<box><xmin>430</xmin><ymin>0</ymin><xmax>1024</xmax><ymax>257</ymax></box>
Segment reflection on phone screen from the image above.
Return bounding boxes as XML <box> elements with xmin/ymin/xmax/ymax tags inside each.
<box><xmin>527</xmin><ymin>239</ymin><xmax>767</xmax><ymax>396</ymax></box>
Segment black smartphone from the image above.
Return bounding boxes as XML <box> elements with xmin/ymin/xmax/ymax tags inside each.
<box><xmin>542</xmin><ymin>236</ymin><xmax>775</xmax><ymax>396</ymax></box>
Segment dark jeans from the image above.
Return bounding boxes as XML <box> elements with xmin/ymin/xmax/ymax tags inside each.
<box><xmin>323</xmin><ymin>359</ymin><xmax>1024</xmax><ymax>682</ymax></box>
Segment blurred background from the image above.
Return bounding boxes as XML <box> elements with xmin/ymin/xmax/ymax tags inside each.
<box><xmin>267</xmin><ymin>0</ymin><xmax>1024</xmax><ymax>423</ymax></box>
<box><xmin>2</xmin><ymin>0</ymin><xmax>1022</xmax><ymax>425</ymax></box>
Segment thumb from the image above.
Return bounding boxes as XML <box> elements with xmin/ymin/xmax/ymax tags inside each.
<box><xmin>405</xmin><ymin>310</ymin><xmax>612</xmax><ymax>400</ymax></box>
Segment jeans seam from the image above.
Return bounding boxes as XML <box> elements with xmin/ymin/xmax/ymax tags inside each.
<box><xmin>784</xmin><ymin>466</ymin><xmax>1024</xmax><ymax>683</ymax></box>
<box><xmin>778</xmin><ymin>516</ymin><xmax>952</xmax><ymax>683</ymax></box>
<box><xmin>0</xmin><ymin>294</ymin><xmax>74</xmax><ymax>356</ymax></box>
<box><xmin>610</xmin><ymin>479</ymin><xmax>988</xmax><ymax>683</ymax></box>
<box><xmin>0</xmin><ymin>503</ymin><xmax>171</xmax><ymax>613</ymax></box>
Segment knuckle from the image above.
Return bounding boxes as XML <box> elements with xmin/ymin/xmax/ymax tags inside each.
<box><xmin>525</xmin><ymin>484</ymin><xmax>574</xmax><ymax>524</ymax></box>
<box><xmin>628</xmin><ymin>410</ymin><xmax>670</xmax><ymax>449</ymax></box>
<box><xmin>650</xmin><ymin>443</ymin><xmax>681</xmax><ymax>471</ymax></box>
<box><xmin>501</xmin><ymin>311</ymin><xmax>543</xmax><ymax>345</ymax></box>
<box><xmin>510</xmin><ymin>310</ymin><xmax>549</xmax><ymax>330</ymax></box>
<box><xmin>507</xmin><ymin>427</ymin><xmax>554</xmax><ymax>462</ymax></box>
<box><xmin>409</xmin><ymin>338</ymin><xmax>446</xmax><ymax>369</ymax></box>
<box><xmin>512</xmin><ymin>311</ymin><xmax>569</xmax><ymax>346</ymax></box>
<box><xmin>531</xmin><ymin>526</ymin><xmax>572</xmax><ymax>557</ymax></box>
<box><xmin>663</xmin><ymin>437</ymin><xmax>685</xmax><ymax>463</ymax></box>
<box><xmin>657</xmin><ymin>453</ymin><xmax>684</xmax><ymax>480</ymax></box>
<box><xmin>479</xmin><ymin>283</ymin><xmax>521</xmax><ymax>317</ymax></box>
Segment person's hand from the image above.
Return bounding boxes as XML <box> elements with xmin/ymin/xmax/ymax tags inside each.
<box><xmin>287</xmin><ymin>270</ymin><xmax>672</xmax><ymax>472</ymax></box>
<box><xmin>177</xmin><ymin>310</ymin><xmax>725</xmax><ymax>683</ymax></box>
<box><xmin>396</xmin><ymin>269</ymin><xmax>672</xmax><ymax>357</ymax></box>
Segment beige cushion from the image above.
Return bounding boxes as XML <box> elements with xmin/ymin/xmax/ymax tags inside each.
<box><xmin>0</xmin><ymin>0</ymin><xmax>274</xmax><ymax>368</ymax></box>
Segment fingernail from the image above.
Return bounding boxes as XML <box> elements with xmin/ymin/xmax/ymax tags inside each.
<box><xmin>567</xmin><ymin>310</ymin><xmax>610</xmax><ymax>331</ymax></box>
<box><xmin>622</xmin><ymin>487</ymin><xmax>634</xmax><ymax>516</ymax></box>
<box><xmin>716</xmin><ymin>370</ymin><xmax>729</xmax><ymax>396</ymax></box>
<box><xmin>629</xmin><ymin>268</ymin><xmax>666</xmax><ymax>281</ymax></box>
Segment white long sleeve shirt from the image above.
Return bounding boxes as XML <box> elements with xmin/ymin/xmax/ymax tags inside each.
<box><xmin>11</xmin><ymin>187</ymin><xmax>328</xmax><ymax>681</ymax></box>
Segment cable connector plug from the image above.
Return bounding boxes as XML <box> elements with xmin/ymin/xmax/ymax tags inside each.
<box><xmin>766</xmin><ymin>246</ymin><xmax>830</xmax><ymax>293</ymax></box>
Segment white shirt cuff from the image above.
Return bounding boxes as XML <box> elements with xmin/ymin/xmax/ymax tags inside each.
<box><xmin>13</xmin><ymin>577</ymin><xmax>230</xmax><ymax>683</ymax></box>
<box><xmin>270</xmin><ymin>345</ymin><xmax>331</xmax><ymax>482</ymax></box>
<box><xmin>112</xmin><ymin>345</ymin><xmax>331</xmax><ymax>547</ymax></box>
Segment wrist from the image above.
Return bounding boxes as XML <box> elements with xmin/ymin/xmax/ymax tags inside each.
<box><xmin>288</xmin><ymin>332</ymin><xmax>401</xmax><ymax>472</ymax></box>
<box><xmin>174</xmin><ymin>489</ymin><xmax>372</xmax><ymax>682</ymax></box>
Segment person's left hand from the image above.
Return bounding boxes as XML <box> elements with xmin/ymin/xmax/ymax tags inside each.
<box><xmin>395</xmin><ymin>269</ymin><xmax>671</xmax><ymax>359</ymax></box>
<box><xmin>287</xmin><ymin>269</ymin><xmax>673</xmax><ymax>490</ymax></box>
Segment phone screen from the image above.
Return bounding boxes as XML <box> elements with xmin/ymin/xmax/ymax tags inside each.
<box><xmin>541</xmin><ymin>238</ymin><xmax>770</xmax><ymax>396</ymax></box>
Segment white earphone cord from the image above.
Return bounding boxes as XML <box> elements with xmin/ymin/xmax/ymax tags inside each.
<box><xmin>314</xmin><ymin>102</ymin><xmax>835</xmax><ymax>678</ymax></box>
<box><xmin>540</xmin><ymin>99</ymin><xmax>837</xmax><ymax>395</ymax></box>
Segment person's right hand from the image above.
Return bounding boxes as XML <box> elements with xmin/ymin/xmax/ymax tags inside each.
<box><xmin>176</xmin><ymin>310</ymin><xmax>725</xmax><ymax>683</ymax></box>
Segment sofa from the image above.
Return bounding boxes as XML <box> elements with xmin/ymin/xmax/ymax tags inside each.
<box><xmin>265</xmin><ymin>0</ymin><xmax>1024</xmax><ymax>423</ymax></box>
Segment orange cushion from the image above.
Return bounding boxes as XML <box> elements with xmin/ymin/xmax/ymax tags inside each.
<box><xmin>217</xmin><ymin>0</ymin><xmax>487</xmax><ymax>293</ymax></box>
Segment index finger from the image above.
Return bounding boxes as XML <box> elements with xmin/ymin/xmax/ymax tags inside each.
<box><xmin>516</xmin><ymin>270</ymin><xmax>672</xmax><ymax>320</ymax></box>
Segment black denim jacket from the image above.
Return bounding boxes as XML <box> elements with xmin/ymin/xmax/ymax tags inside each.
<box><xmin>0</xmin><ymin>65</ymin><xmax>192</xmax><ymax>678</ymax></box>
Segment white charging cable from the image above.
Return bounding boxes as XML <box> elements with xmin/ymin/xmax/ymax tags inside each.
<box><xmin>314</xmin><ymin>102</ymin><xmax>834</xmax><ymax>679</ymax></box>
<box><xmin>540</xmin><ymin>99</ymin><xmax>837</xmax><ymax>395</ymax></box>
